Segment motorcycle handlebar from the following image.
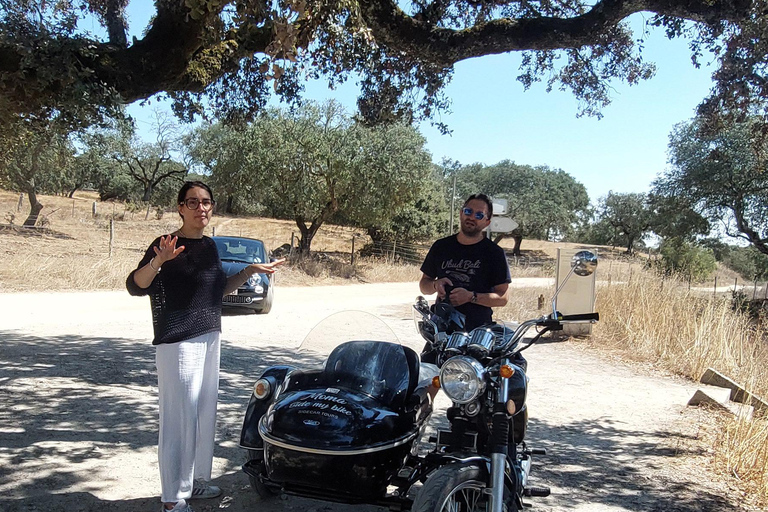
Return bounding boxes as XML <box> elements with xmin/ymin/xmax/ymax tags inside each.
<box><xmin>556</xmin><ymin>312</ymin><xmax>600</xmax><ymax>322</ymax></box>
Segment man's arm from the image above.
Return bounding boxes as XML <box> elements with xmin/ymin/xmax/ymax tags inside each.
<box><xmin>450</xmin><ymin>282</ymin><xmax>509</xmax><ymax>307</ymax></box>
<box><xmin>420</xmin><ymin>273</ymin><xmax>452</xmax><ymax>298</ymax></box>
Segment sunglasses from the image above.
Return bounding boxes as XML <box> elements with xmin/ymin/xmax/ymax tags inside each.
<box><xmin>462</xmin><ymin>207</ymin><xmax>487</xmax><ymax>220</ymax></box>
<box><xmin>180</xmin><ymin>198</ymin><xmax>216</xmax><ymax>210</ymax></box>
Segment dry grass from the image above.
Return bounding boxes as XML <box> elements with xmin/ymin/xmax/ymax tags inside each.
<box><xmin>592</xmin><ymin>265</ymin><xmax>768</xmax><ymax>505</ymax></box>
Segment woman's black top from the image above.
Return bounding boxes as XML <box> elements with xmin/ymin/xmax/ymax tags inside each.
<box><xmin>126</xmin><ymin>236</ymin><xmax>227</xmax><ymax>345</ymax></box>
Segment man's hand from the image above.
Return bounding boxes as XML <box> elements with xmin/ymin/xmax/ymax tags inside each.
<box><xmin>434</xmin><ymin>277</ymin><xmax>453</xmax><ymax>299</ymax></box>
<box><xmin>448</xmin><ymin>287</ymin><xmax>474</xmax><ymax>306</ymax></box>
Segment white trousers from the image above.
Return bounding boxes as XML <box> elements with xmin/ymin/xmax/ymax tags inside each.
<box><xmin>156</xmin><ymin>331</ymin><xmax>220</xmax><ymax>503</ymax></box>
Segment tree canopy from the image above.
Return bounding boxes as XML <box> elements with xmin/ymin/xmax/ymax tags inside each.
<box><xmin>189</xmin><ymin>101</ymin><xmax>434</xmax><ymax>254</ymax></box>
<box><xmin>0</xmin><ymin>0</ymin><xmax>760</xmax><ymax>128</ymax></box>
<box><xmin>654</xmin><ymin>117</ymin><xmax>768</xmax><ymax>256</ymax></box>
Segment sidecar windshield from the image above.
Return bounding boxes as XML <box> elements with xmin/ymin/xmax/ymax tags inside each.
<box><xmin>324</xmin><ymin>341</ymin><xmax>414</xmax><ymax>404</ymax></box>
<box><xmin>299</xmin><ymin>311</ymin><xmax>416</xmax><ymax>406</ymax></box>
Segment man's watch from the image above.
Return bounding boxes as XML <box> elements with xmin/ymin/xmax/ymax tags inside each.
<box><xmin>471</xmin><ymin>291</ymin><xmax>478</xmax><ymax>304</ymax></box>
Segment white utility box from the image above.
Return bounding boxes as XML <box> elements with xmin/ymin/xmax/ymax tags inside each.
<box><xmin>554</xmin><ymin>248</ymin><xmax>598</xmax><ymax>336</ymax></box>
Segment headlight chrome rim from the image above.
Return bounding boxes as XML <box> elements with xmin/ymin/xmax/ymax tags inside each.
<box><xmin>439</xmin><ymin>356</ymin><xmax>485</xmax><ymax>404</ymax></box>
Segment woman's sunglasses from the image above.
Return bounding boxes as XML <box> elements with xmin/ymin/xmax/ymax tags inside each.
<box><xmin>462</xmin><ymin>207</ymin><xmax>487</xmax><ymax>220</ymax></box>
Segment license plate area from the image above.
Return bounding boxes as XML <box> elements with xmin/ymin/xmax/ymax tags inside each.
<box><xmin>223</xmin><ymin>295</ymin><xmax>253</xmax><ymax>304</ymax></box>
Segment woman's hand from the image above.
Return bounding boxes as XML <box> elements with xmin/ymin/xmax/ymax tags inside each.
<box><xmin>246</xmin><ymin>258</ymin><xmax>286</xmax><ymax>276</ymax></box>
<box><xmin>153</xmin><ymin>235</ymin><xmax>185</xmax><ymax>264</ymax></box>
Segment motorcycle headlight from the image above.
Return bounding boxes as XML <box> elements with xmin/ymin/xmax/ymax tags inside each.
<box><xmin>439</xmin><ymin>356</ymin><xmax>485</xmax><ymax>404</ymax></box>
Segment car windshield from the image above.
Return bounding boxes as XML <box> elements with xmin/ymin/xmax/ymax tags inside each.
<box><xmin>214</xmin><ymin>237</ymin><xmax>266</xmax><ymax>264</ymax></box>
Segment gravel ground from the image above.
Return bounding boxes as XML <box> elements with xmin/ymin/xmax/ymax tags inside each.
<box><xmin>0</xmin><ymin>282</ymin><xmax>751</xmax><ymax>512</ymax></box>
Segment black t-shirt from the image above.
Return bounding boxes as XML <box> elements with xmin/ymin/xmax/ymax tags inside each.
<box><xmin>420</xmin><ymin>235</ymin><xmax>511</xmax><ymax>331</ymax></box>
<box><xmin>126</xmin><ymin>236</ymin><xmax>227</xmax><ymax>345</ymax></box>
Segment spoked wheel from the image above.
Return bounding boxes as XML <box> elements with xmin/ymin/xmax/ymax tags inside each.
<box><xmin>245</xmin><ymin>450</ymin><xmax>279</xmax><ymax>501</ymax></box>
<box><xmin>412</xmin><ymin>463</ymin><xmax>515</xmax><ymax>512</ymax></box>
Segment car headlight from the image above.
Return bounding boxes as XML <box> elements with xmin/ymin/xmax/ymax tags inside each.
<box><xmin>247</xmin><ymin>275</ymin><xmax>260</xmax><ymax>286</ymax></box>
<box><xmin>439</xmin><ymin>356</ymin><xmax>486</xmax><ymax>404</ymax></box>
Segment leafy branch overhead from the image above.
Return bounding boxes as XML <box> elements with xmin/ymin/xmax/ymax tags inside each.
<box><xmin>0</xmin><ymin>0</ymin><xmax>761</xmax><ymax>127</ymax></box>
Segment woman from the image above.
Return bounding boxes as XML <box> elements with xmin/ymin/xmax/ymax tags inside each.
<box><xmin>126</xmin><ymin>181</ymin><xmax>284</xmax><ymax>512</ymax></box>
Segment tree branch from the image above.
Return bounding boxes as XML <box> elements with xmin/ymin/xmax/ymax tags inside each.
<box><xmin>359</xmin><ymin>0</ymin><xmax>750</xmax><ymax>67</ymax></box>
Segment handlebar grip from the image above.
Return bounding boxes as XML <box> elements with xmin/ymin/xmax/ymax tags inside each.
<box><xmin>559</xmin><ymin>312</ymin><xmax>600</xmax><ymax>322</ymax></box>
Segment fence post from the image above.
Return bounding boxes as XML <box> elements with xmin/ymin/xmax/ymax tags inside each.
<box><xmin>714</xmin><ymin>276</ymin><xmax>718</xmax><ymax>299</ymax></box>
<box><xmin>109</xmin><ymin>219</ymin><xmax>114</xmax><ymax>258</ymax></box>
<box><xmin>17</xmin><ymin>193</ymin><xmax>23</xmax><ymax>212</ymax></box>
<box><xmin>392</xmin><ymin>239</ymin><xmax>397</xmax><ymax>264</ymax></box>
<box><xmin>212</xmin><ymin>226</ymin><xmax>216</xmax><ymax>237</ymax></box>
<box><xmin>754</xmin><ymin>280</ymin><xmax>758</xmax><ymax>300</ymax></box>
<box><xmin>734</xmin><ymin>278</ymin><xmax>738</xmax><ymax>293</ymax></box>
<box><xmin>72</xmin><ymin>199</ymin><xmax>75</xmax><ymax>217</ymax></box>
<box><xmin>350</xmin><ymin>236</ymin><xmax>355</xmax><ymax>266</ymax></box>
<box><xmin>92</xmin><ymin>201</ymin><xmax>97</xmax><ymax>217</ymax></box>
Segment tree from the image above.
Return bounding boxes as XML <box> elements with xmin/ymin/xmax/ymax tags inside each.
<box><xmin>595</xmin><ymin>191</ymin><xmax>653</xmax><ymax>254</ymax></box>
<box><xmin>654</xmin><ymin>117</ymin><xmax>768</xmax><ymax>256</ymax></box>
<box><xmin>96</xmin><ymin>115</ymin><xmax>188</xmax><ymax>203</ymax></box>
<box><xmin>192</xmin><ymin>101</ymin><xmax>434</xmax><ymax>254</ymax></box>
<box><xmin>0</xmin><ymin>0</ymin><xmax>759</xmax><ymax>129</ymax></box>
<box><xmin>0</xmin><ymin>119</ymin><xmax>75</xmax><ymax>226</ymax></box>
<box><xmin>454</xmin><ymin>161</ymin><xmax>589</xmax><ymax>256</ymax></box>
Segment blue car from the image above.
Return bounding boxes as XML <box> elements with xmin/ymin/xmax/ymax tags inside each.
<box><xmin>213</xmin><ymin>236</ymin><xmax>274</xmax><ymax>314</ymax></box>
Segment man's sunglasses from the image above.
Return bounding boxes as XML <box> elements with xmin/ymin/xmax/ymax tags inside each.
<box><xmin>462</xmin><ymin>207</ymin><xmax>487</xmax><ymax>220</ymax></box>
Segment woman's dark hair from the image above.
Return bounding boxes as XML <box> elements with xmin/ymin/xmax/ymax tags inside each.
<box><xmin>177</xmin><ymin>181</ymin><xmax>214</xmax><ymax>205</ymax></box>
<box><xmin>464</xmin><ymin>193</ymin><xmax>493</xmax><ymax>217</ymax></box>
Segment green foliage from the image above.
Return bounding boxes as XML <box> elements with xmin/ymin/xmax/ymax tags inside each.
<box><xmin>723</xmin><ymin>246</ymin><xmax>768</xmax><ymax>280</ymax></box>
<box><xmin>658</xmin><ymin>238</ymin><xmax>717</xmax><ymax>281</ymax></box>
<box><xmin>187</xmin><ymin>100</ymin><xmax>434</xmax><ymax>253</ymax></box>
<box><xmin>0</xmin><ymin>0</ymin><xmax>759</xmax><ymax>133</ymax></box>
<box><xmin>595</xmin><ymin>191</ymin><xmax>653</xmax><ymax>254</ymax></box>
<box><xmin>655</xmin><ymin>116</ymin><xmax>768</xmax><ymax>255</ymax></box>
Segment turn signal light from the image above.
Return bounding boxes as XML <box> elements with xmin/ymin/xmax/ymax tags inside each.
<box><xmin>499</xmin><ymin>365</ymin><xmax>515</xmax><ymax>379</ymax></box>
<box><xmin>432</xmin><ymin>376</ymin><xmax>441</xmax><ymax>389</ymax></box>
<box><xmin>253</xmin><ymin>378</ymin><xmax>271</xmax><ymax>399</ymax></box>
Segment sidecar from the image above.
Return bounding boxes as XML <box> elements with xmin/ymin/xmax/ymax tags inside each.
<box><xmin>240</xmin><ymin>339</ymin><xmax>433</xmax><ymax>504</ymax></box>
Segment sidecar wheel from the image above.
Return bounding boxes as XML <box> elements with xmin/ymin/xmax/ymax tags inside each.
<box><xmin>412</xmin><ymin>463</ymin><xmax>515</xmax><ymax>512</ymax></box>
<box><xmin>246</xmin><ymin>451</ymin><xmax>279</xmax><ymax>500</ymax></box>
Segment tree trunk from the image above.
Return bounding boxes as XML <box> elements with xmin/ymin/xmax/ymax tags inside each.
<box><xmin>511</xmin><ymin>234</ymin><xmax>523</xmax><ymax>257</ymax></box>
<box><xmin>226</xmin><ymin>195</ymin><xmax>234</xmax><ymax>214</ymax></box>
<box><xmin>297</xmin><ymin>224</ymin><xmax>319</xmax><ymax>255</ymax></box>
<box><xmin>23</xmin><ymin>188</ymin><xmax>43</xmax><ymax>227</ymax></box>
<box><xmin>142</xmin><ymin>184</ymin><xmax>152</xmax><ymax>202</ymax></box>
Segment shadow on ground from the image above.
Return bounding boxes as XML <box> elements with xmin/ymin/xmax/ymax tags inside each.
<box><xmin>0</xmin><ymin>330</ymin><xmax>743</xmax><ymax>512</ymax></box>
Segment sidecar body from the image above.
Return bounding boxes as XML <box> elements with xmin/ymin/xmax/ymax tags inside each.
<box><xmin>240</xmin><ymin>340</ymin><xmax>432</xmax><ymax>503</ymax></box>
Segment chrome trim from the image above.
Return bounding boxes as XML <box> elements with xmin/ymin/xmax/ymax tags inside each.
<box><xmin>258</xmin><ymin>420</ymin><xmax>418</xmax><ymax>456</ymax></box>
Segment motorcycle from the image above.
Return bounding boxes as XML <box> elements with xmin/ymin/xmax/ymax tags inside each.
<box><xmin>239</xmin><ymin>250</ymin><xmax>599</xmax><ymax>511</ymax></box>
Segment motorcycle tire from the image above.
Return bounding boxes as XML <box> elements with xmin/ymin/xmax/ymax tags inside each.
<box><xmin>412</xmin><ymin>463</ymin><xmax>516</xmax><ymax>512</ymax></box>
<box><xmin>246</xmin><ymin>450</ymin><xmax>279</xmax><ymax>501</ymax></box>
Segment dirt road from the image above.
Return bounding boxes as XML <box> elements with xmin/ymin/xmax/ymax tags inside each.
<box><xmin>0</xmin><ymin>282</ymin><xmax>746</xmax><ymax>512</ymax></box>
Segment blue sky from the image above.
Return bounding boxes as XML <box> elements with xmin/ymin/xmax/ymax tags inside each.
<box><xmin>120</xmin><ymin>9</ymin><xmax>716</xmax><ymax>203</ymax></box>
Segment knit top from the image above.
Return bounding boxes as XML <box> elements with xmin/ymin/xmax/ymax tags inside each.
<box><xmin>126</xmin><ymin>236</ymin><xmax>227</xmax><ymax>345</ymax></box>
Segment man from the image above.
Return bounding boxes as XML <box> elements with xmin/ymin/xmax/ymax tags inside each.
<box><xmin>420</xmin><ymin>193</ymin><xmax>511</xmax><ymax>332</ymax></box>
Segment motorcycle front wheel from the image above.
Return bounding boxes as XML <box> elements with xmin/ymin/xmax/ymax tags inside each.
<box><xmin>412</xmin><ymin>463</ymin><xmax>515</xmax><ymax>512</ymax></box>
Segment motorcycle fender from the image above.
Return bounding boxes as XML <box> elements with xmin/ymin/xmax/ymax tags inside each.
<box><xmin>239</xmin><ymin>365</ymin><xmax>296</xmax><ymax>449</ymax></box>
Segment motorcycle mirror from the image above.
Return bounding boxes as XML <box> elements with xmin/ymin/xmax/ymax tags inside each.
<box><xmin>571</xmin><ymin>250</ymin><xmax>598</xmax><ymax>277</ymax></box>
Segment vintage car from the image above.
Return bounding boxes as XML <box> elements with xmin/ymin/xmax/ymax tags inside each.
<box><xmin>212</xmin><ymin>236</ymin><xmax>274</xmax><ymax>314</ymax></box>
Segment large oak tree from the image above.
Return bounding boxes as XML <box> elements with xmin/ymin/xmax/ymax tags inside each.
<box><xmin>0</xmin><ymin>0</ymin><xmax>760</xmax><ymax>128</ymax></box>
